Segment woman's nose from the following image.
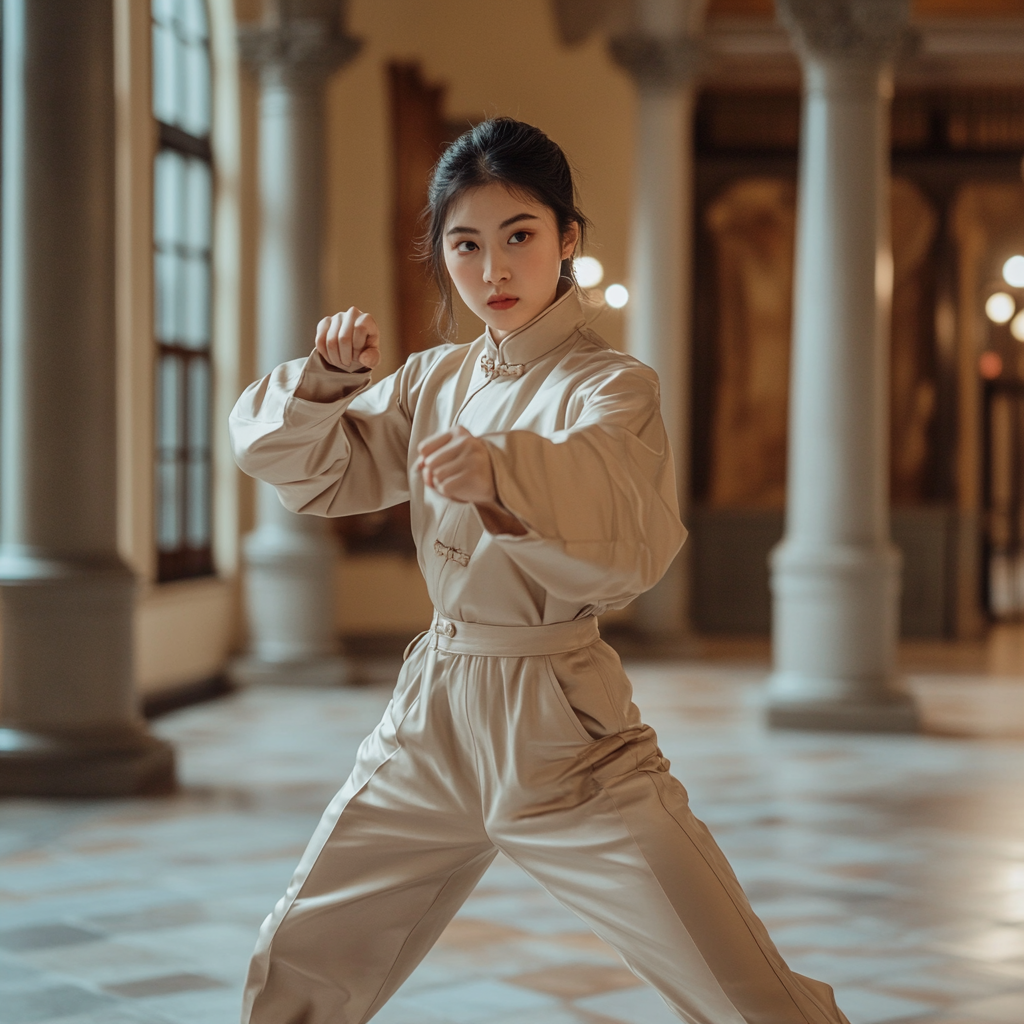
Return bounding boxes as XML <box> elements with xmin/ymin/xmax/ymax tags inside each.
<box><xmin>483</xmin><ymin>254</ymin><xmax>510</xmax><ymax>284</ymax></box>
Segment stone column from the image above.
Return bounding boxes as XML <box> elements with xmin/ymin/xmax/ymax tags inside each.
<box><xmin>768</xmin><ymin>0</ymin><xmax>918</xmax><ymax>731</ymax></box>
<box><xmin>0</xmin><ymin>0</ymin><xmax>175</xmax><ymax>796</ymax></box>
<box><xmin>233</xmin><ymin>3</ymin><xmax>360</xmax><ymax>687</ymax></box>
<box><xmin>609</xmin><ymin>0</ymin><xmax>706</xmax><ymax>645</ymax></box>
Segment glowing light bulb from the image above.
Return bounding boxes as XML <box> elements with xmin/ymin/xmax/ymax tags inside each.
<box><xmin>1012</xmin><ymin>310</ymin><xmax>1024</xmax><ymax>342</ymax></box>
<box><xmin>986</xmin><ymin>292</ymin><xmax>1016</xmax><ymax>324</ymax></box>
<box><xmin>573</xmin><ymin>256</ymin><xmax>604</xmax><ymax>288</ymax></box>
<box><xmin>1003</xmin><ymin>255</ymin><xmax>1024</xmax><ymax>288</ymax></box>
<box><xmin>604</xmin><ymin>283</ymin><xmax>629</xmax><ymax>309</ymax></box>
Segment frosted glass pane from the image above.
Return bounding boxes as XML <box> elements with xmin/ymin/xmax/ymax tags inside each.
<box><xmin>182</xmin><ymin>0</ymin><xmax>209</xmax><ymax>41</ymax></box>
<box><xmin>154</xmin><ymin>149</ymin><xmax>184</xmax><ymax>247</ymax></box>
<box><xmin>158</xmin><ymin>356</ymin><xmax>182</xmax><ymax>448</ymax></box>
<box><xmin>183</xmin><ymin>157</ymin><xmax>212</xmax><ymax>250</ymax></box>
<box><xmin>182</xmin><ymin>40</ymin><xmax>211</xmax><ymax>137</ymax></box>
<box><xmin>157</xmin><ymin>459</ymin><xmax>181</xmax><ymax>549</ymax></box>
<box><xmin>152</xmin><ymin>0</ymin><xmax>176</xmax><ymax>27</ymax></box>
<box><xmin>152</xmin><ymin>22</ymin><xmax>177</xmax><ymax>124</ymax></box>
<box><xmin>187</xmin><ymin>358</ymin><xmax>210</xmax><ymax>452</ymax></box>
<box><xmin>181</xmin><ymin>255</ymin><xmax>210</xmax><ymax>348</ymax></box>
<box><xmin>186</xmin><ymin>456</ymin><xmax>210</xmax><ymax>546</ymax></box>
<box><xmin>154</xmin><ymin>249</ymin><xmax>180</xmax><ymax>342</ymax></box>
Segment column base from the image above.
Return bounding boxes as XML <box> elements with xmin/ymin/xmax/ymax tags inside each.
<box><xmin>0</xmin><ymin>726</ymin><xmax>176</xmax><ymax>797</ymax></box>
<box><xmin>229</xmin><ymin>654</ymin><xmax>350</xmax><ymax>688</ymax></box>
<box><xmin>767</xmin><ymin>691</ymin><xmax>919</xmax><ymax>733</ymax></box>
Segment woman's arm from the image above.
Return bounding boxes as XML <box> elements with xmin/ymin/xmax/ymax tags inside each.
<box><xmin>478</xmin><ymin>365</ymin><xmax>687</xmax><ymax>607</ymax></box>
<box><xmin>229</xmin><ymin>308</ymin><xmax>416</xmax><ymax>517</ymax></box>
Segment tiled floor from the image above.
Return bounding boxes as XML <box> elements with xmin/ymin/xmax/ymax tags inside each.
<box><xmin>3</xmin><ymin>662</ymin><xmax>1024</xmax><ymax>1024</ymax></box>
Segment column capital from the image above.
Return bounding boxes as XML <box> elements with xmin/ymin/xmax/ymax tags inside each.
<box><xmin>238</xmin><ymin>19</ymin><xmax>361</xmax><ymax>85</ymax></box>
<box><xmin>608</xmin><ymin>33</ymin><xmax>704</xmax><ymax>89</ymax></box>
<box><xmin>776</xmin><ymin>0</ymin><xmax>913</xmax><ymax>65</ymax></box>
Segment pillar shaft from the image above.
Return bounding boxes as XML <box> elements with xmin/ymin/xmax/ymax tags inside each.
<box><xmin>769</xmin><ymin>0</ymin><xmax>917</xmax><ymax>731</ymax></box>
<box><xmin>235</xmin><ymin>13</ymin><xmax>359</xmax><ymax>684</ymax></box>
<box><xmin>0</xmin><ymin>0</ymin><xmax>174</xmax><ymax>795</ymax></box>
<box><xmin>610</xmin><ymin>7</ymin><xmax>704</xmax><ymax>642</ymax></box>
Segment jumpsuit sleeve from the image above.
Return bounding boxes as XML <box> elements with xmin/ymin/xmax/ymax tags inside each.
<box><xmin>228</xmin><ymin>350</ymin><xmax>413</xmax><ymax>517</ymax></box>
<box><xmin>479</xmin><ymin>363</ymin><xmax>687</xmax><ymax>606</ymax></box>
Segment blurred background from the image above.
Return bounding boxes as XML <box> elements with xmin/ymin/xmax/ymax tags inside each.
<box><xmin>145</xmin><ymin>0</ymin><xmax>1024</xmax><ymax>713</ymax></box>
<box><xmin>1</xmin><ymin>0</ymin><xmax>1024</xmax><ymax>776</ymax></box>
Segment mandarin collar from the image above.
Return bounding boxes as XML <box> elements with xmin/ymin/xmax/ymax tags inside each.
<box><xmin>483</xmin><ymin>283</ymin><xmax>587</xmax><ymax>370</ymax></box>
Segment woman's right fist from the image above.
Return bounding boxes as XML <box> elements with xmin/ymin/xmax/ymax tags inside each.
<box><xmin>315</xmin><ymin>307</ymin><xmax>381</xmax><ymax>372</ymax></box>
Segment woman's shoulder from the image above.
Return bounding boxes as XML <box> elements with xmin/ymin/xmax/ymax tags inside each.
<box><xmin>562</xmin><ymin>326</ymin><xmax>661</xmax><ymax>393</ymax></box>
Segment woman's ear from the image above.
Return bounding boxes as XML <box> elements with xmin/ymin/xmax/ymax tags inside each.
<box><xmin>560</xmin><ymin>221</ymin><xmax>580</xmax><ymax>260</ymax></box>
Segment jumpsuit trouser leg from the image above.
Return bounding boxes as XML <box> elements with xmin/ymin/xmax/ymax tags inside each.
<box><xmin>241</xmin><ymin>649</ymin><xmax>498</xmax><ymax>1024</ymax></box>
<box><xmin>242</xmin><ymin>617</ymin><xmax>850</xmax><ymax>1024</ymax></box>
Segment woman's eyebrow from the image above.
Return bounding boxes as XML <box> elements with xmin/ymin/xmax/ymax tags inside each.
<box><xmin>445</xmin><ymin>213</ymin><xmax>540</xmax><ymax>236</ymax></box>
<box><xmin>499</xmin><ymin>213</ymin><xmax>539</xmax><ymax>229</ymax></box>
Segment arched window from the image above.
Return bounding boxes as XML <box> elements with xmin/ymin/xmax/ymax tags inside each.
<box><xmin>152</xmin><ymin>0</ymin><xmax>214</xmax><ymax>581</ymax></box>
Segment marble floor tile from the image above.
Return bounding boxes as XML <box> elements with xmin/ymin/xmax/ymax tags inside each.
<box><xmin>2</xmin><ymin>665</ymin><xmax>1024</xmax><ymax>1023</ymax></box>
<box><xmin>507</xmin><ymin>963</ymin><xmax>642</xmax><ymax>999</ymax></box>
<box><xmin>0</xmin><ymin>984</ymin><xmax>117</xmax><ymax>1024</ymax></box>
<box><xmin>831</xmin><ymin>989</ymin><xmax>939</xmax><ymax>1024</ymax></box>
<box><xmin>104</xmin><ymin>972</ymin><xmax>228</xmax><ymax>998</ymax></box>
<box><xmin>574</xmin><ymin>985</ymin><xmax>682</xmax><ymax>1024</ymax></box>
<box><xmin>20</xmin><ymin>939</ymin><xmax>194</xmax><ymax>986</ymax></box>
<box><xmin>29</xmin><ymin>1010</ymin><xmax>174</xmax><ymax>1024</ymax></box>
<box><xmin>121</xmin><ymin>986</ymin><xmax>245</xmax><ymax>1024</ymax></box>
<box><xmin>388</xmin><ymin>978</ymin><xmax>560</xmax><ymax>1024</ymax></box>
<box><xmin>947</xmin><ymin>989</ymin><xmax>1024</xmax><ymax>1022</ymax></box>
<box><xmin>0</xmin><ymin>925</ymin><xmax>104</xmax><ymax>952</ymax></box>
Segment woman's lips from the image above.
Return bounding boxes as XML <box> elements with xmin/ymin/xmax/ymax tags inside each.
<box><xmin>487</xmin><ymin>296</ymin><xmax>518</xmax><ymax>311</ymax></box>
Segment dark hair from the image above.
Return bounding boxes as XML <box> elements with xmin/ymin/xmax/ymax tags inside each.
<box><xmin>423</xmin><ymin>117</ymin><xmax>589</xmax><ymax>340</ymax></box>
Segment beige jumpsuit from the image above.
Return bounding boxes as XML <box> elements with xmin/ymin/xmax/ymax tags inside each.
<box><xmin>229</xmin><ymin>289</ymin><xmax>850</xmax><ymax>1024</ymax></box>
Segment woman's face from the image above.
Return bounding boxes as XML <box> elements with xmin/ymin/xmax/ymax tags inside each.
<box><xmin>443</xmin><ymin>182</ymin><xmax>578</xmax><ymax>341</ymax></box>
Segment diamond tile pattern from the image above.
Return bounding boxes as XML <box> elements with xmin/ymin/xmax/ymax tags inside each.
<box><xmin>1</xmin><ymin>664</ymin><xmax>1024</xmax><ymax>1023</ymax></box>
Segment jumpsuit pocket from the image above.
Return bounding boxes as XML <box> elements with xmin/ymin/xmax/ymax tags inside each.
<box><xmin>403</xmin><ymin>630</ymin><xmax>429</xmax><ymax>662</ymax></box>
<box><xmin>547</xmin><ymin>642</ymin><xmax>637</xmax><ymax>740</ymax></box>
<box><xmin>541</xmin><ymin>657</ymin><xmax>597</xmax><ymax>744</ymax></box>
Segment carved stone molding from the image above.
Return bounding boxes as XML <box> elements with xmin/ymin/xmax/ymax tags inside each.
<box><xmin>238</xmin><ymin>18</ymin><xmax>361</xmax><ymax>83</ymax></box>
<box><xmin>776</xmin><ymin>0</ymin><xmax>913</xmax><ymax>64</ymax></box>
<box><xmin>608</xmin><ymin>32</ymin><xmax>704</xmax><ymax>89</ymax></box>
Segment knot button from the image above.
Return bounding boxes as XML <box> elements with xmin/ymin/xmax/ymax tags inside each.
<box><xmin>480</xmin><ymin>354</ymin><xmax>524</xmax><ymax>381</ymax></box>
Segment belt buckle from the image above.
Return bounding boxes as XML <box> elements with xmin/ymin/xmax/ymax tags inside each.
<box><xmin>434</xmin><ymin>619</ymin><xmax>457</xmax><ymax>639</ymax></box>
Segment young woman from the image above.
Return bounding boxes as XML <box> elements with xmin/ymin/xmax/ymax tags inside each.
<box><xmin>230</xmin><ymin>118</ymin><xmax>850</xmax><ymax>1024</ymax></box>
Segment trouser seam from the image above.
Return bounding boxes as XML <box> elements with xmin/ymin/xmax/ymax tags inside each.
<box><xmin>452</xmin><ymin>654</ymin><xmax>492</xmax><ymax>835</ymax></box>
<box><xmin>356</xmin><ymin>857</ymin><xmax>493</xmax><ymax>1024</ymax></box>
<box><xmin>618</xmin><ymin>768</ymin><xmax>823</xmax><ymax>1024</ymax></box>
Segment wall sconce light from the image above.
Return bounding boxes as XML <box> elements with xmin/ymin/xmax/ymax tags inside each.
<box><xmin>986</xmin><ymin>292</ymin><xmax>1016</xmax><ymax>324</ymax></box>
<box><xmin>604</xmin><ymin>283</ymin><xmax>629</xmax><ymax>309</ymax></box>
<box><xmin>1003</xmin><ymin>255</ymin><xmax>1024</xmax><ymax>288</ymax></box>
<box><xmin>1011</xmin><ymin>311</ymin><xmax>1024</xmax><ymax>343</ymax></box>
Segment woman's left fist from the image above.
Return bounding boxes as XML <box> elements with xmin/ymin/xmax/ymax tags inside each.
<box><xmin>415</xmin><ymin>425</ymin><xmax>497</xmax><ymax>505</ymax></box>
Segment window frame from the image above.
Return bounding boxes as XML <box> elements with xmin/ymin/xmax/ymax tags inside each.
<box><xmin>152</xmin><ymin>0</ymin><xmax>215</xmax><ymax>584</ymax></box>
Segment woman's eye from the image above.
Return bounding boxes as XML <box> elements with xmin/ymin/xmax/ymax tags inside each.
<box><xmin>508</xmin><ymin>230</ymin><xmax>531</xmax><ymax>244</ymax></box>
<box><xmin>455</xmin><ymin>240</ymin><xmax>478</xmax><ymax>253</ymax></box>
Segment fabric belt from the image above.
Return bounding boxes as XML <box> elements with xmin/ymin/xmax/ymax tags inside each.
<box><xmin>414</xmin><ymin>611</ymin><xmax>600</xmax><ymax>658</ymax></box>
